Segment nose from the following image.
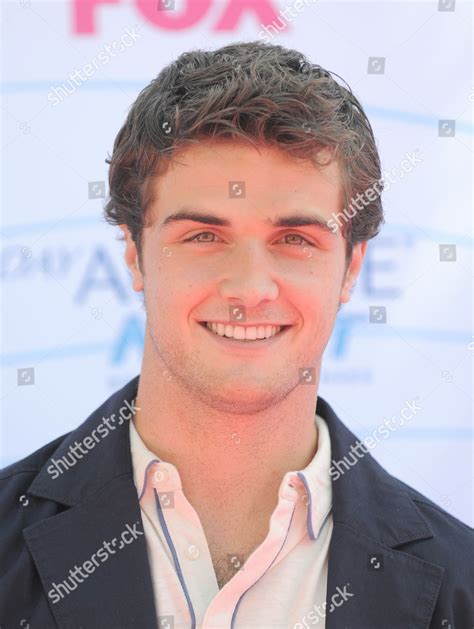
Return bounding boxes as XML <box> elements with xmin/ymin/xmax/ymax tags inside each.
<box><xmin>217</xmin><ymin>240</ymin><xmax>279</xmax><ymax>308</ymax></box>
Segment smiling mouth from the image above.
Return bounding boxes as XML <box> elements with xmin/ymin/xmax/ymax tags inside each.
<box><xmin>198</xmin><ymin>321</ymin><xmax>291</xmax><ymax>342</ymax></box>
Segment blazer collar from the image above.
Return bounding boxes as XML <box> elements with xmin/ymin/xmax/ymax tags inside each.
<box><xmin>28</xmin><ymin>375</ymin><xmax>141</xmax><ymax>507</ymax></box>
<box><xmin>315</xmin><ymin>396</ymin><xmax>433</xmax><ymax>547</ymax></box>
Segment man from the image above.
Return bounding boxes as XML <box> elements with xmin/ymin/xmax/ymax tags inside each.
<box><xmin>1</xmin><ymin>41</ymin><xmax>472</xmax><ymax>629</ymax></box>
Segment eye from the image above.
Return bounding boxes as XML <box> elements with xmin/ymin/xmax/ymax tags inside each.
<box><xmin>275</xmin><ymin>233</ymin><xmax>314</xmax><ymax>246</ymax></box>
<box><xmin>183</xmin><ymin>232</ymin><xmax>222</xmax><ymax>243</ymax></box>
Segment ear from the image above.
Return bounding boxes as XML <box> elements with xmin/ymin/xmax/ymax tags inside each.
<box><xmin>340</xmin><ymin>241</ymin><xmax>368</xmax><ymax>304</ymax></box>
<box><xmin>118</xmin><ymin>225</ymin><xmax>144</xmax><ymax>292</ymax></box>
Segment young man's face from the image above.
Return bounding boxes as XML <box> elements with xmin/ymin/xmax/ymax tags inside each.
<box><xmin>121</xmin><ymin>142</ymin><xmax>367</xmax><ymax>412</ymax></box>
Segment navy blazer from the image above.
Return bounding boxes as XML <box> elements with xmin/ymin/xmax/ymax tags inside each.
<box><xmin>1</xmin><ymin>374</ymin><xmax>472</xmax><ymax>628</ymax></box>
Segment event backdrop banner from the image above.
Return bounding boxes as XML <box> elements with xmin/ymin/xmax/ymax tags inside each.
<box><xmin>1</xmin><ymin>0</ymin><xmax>472</xmax><ymax>526</ymax></box>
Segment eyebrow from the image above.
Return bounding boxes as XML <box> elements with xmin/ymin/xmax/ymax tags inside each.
<box><xmin>160</xmin><ymin>208</ymin><xmax>336</xmax><ymax>235</ymax></box>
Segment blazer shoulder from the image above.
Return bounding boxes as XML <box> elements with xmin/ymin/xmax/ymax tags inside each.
<box><xmin>0</xmin><ymin>431</ymin><xmax>69</xmax><ymax>484</ymax></box>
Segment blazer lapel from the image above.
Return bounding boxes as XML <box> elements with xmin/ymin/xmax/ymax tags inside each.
<box><xmin>317</xmin><ymin>397</ymin><xmax>444</xmax><ymax>629</ymax></box>
<box><xmin>325</xmin><ymin>523</ymin><xmax>443</xmax><ymax>628</ymax></box>
<box><xmin>24</xmin><ymin>376</ymin><xmax>157</xmax><ymax>629</ymax></box>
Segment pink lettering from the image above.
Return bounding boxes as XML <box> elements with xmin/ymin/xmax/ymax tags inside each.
<box><xmin>136</xmin><ymin>0</ymin><xmax>211</xmax><ymax>30</ymax></box>
<box><xmin>73</xmin><ymin>0</ymin><xmax>120</xmax><ymax>35</ymax></box>
<box><xmin>72</xmin><ymin>0</ymin><xmax>281</xmax><ymax>35</ymax></box>
<box><xmin>214</xmin><ymin>0</ymin><xmax>280</xmax><ymax>32</ymax></box>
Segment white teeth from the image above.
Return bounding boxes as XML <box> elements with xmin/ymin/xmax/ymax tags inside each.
<box><xmin>205</xmin><ymin>322</ymin><xmax>282</xmax><ymax>340</ymax></box>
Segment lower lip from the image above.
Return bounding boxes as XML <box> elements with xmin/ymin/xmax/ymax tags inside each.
<box><xmin>199</xmin><ymin>323</ymin><xmax>292</xmax><ymax>350</ymax></box>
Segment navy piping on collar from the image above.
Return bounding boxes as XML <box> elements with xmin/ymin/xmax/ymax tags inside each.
<box><xmin>296</xmin><ymin>471</ymin><xmax>332</xmax><ymax>542</ymax></box>
<box><xmin>296</xmin><ymin>471</ymin><xmax>316</xmax><ymax>539</ymax></box>
<box><xmin>230</xmin><ymin>501</ymin><xmax>298</xmax><ymax>628</ymax></box>
<box><xmin>153</xmin><ymin>487</ymin><xmax>197</xmax><ymax>629</ymax></box>
<box><xmin>137</xmin><ymin>458</ymin><xmax>161</xmax><ymax>502</ymax></box>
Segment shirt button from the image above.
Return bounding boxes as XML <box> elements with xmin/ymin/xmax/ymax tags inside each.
<box><xmin>186</xmin><ymin>544</ymin><xmax>200</xmax><ymax>560</ymax></box>
<box><xmin>153</xmin><ymin>468</ymin><xmax>168</xmax><ymax>484</ymax></box>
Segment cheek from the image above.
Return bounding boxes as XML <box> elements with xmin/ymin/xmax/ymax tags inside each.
<box><xmin>303</xmin><ymin>263</ymin><xmax>344</xmax><ymax>297</ymax></box>
<box><xmin>143</xmin><ymin>263</ymin><xmax>204</xmax><ymax>318</ymax></box>
<box><xmin>297</xmin><ymin>273</ymin><xmax>342</xmax><ymax>325</ymax></box>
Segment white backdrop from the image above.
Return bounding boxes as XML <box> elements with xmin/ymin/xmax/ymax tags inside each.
<box><xmin>1</xmin><ymin>0</ymin><xmax>472</xmax><ymax>527</ymax></box>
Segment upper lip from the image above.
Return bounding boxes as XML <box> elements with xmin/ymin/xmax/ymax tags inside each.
<box><xmin>200</xmin><ymin>321</ymin><xmax>292</xmax><ymax>327</ymax></box>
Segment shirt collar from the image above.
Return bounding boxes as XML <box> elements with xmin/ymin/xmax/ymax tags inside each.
<box><xmin>129</xmin><ymin>412</ymin><xmax>332</xmax><ymax>541</ymax></box>
<box><xmin>289</xmin><ymin>412</ymin><xmax>333</xmax><ymax>540</ymax></box>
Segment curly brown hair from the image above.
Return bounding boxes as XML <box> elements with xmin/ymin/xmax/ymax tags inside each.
<box><xmin>104</xmin><ymin>40</ymin><xmax>384</xmax><ymax>268</ymax></box>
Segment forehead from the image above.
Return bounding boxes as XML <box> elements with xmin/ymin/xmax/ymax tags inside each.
<box><xmin>148</xmin><ymin>141</ymin><xmax>343</xmax><ymax>223</ymax></box>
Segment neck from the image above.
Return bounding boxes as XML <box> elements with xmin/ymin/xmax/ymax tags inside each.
<box><xmin>133</xmin><ymin>362</ymin><xmax>320</xmax><ymax>519</ymax></box>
